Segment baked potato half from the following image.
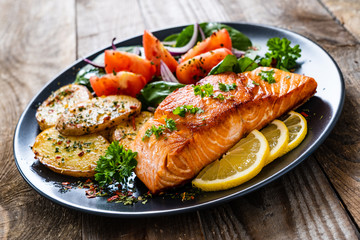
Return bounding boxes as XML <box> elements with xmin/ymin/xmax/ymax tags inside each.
<box><xmin>33</xmin><ymin>127</ymin><xmax>109</xmax><ymax>177</ymax></box>
<box><xmin>36</xmin><ymin>84</ymin><xmax>92</xmax><ymax>130</ymax></box>
<box><xmin>110</xmin><ymin>111</ymin><xmax>153</xmax><ymax>149</ymax></box>
<box><xmin>56</xmin><ymin>95</ymin><xmax>141</xmax><ymax>136</ymax></box>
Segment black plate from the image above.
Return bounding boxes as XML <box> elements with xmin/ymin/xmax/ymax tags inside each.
<box><xmin>13</xmin><ymin>23</ymin><xmax>344</xmax><ymax>217</ymax></box>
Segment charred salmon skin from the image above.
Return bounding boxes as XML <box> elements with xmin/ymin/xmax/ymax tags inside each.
<box><xmin>133</xmin><ymin>67</ymin><xmax>317</xmax><ymax>194</ymax></box>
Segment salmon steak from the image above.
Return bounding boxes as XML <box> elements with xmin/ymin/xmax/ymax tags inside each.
<box><xmin>133</xmin><ymin>67</ymin><xmax>317</xmax><ymax>194</ymax></box>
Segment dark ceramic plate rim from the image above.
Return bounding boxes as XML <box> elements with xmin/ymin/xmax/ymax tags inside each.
<box><xmin>13</xmin><ymin>22</ymin><xmax>345</xmax><ymax>217</ymax></box>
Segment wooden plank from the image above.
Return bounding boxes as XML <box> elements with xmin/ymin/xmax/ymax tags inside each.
<box><xmin>76</xmin><ymin>0</ymin><xmax>146</xmax><ymax>58</ymax></box>
<box><xmin>199</xmin><ymin>159</ymin><xmax>359</xmax><ymax>239</ymax></box>
<box><xmin>76</xmin><ymin>1</ymin><xmax>205</xmax><ymax>238</ymax></box>
<box><xmin>138</xmin><ymin>0</ymin><xmax>228</xmax><ymax>30</ymax></box>
<box><xmin>313</xmin><ymin>43</ymin><xmax>360</xmax><ymax>226</ymax></box>
<box><xmin>216</xmin><ymin>0</ymin><xmax>358</xmax><ymax>47</ymax></box>
<box><xmin>82</xmin><ymin>212</ymin><xmax>204</xmax><ymax>239</ymax></box>
<box><xmin>320</xmin><ymin>0</ymin><xmax>360</xmax><ymax>41</ymax></box>
<box><xmin>0</xmin><ymin>0</ymin><xmax>81</xmax><ymax>239</ymax></box>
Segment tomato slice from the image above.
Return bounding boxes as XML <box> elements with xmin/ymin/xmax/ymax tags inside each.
<box><xmin>104</xmin><ymin>50</ymin><xmax>155</xmax><ymax>83</ymax></box>
<box><xmin>143</xmin><ymin>30</ymin><xmax>178</xmax><ymax>75</ymax></box>
<box><xmin>90</xmin><ymin>71</ymin><xmax>147</xmax><ymax>97</ymax></box>
<box><xmin>176</xmin><ymin>48</ymin><xmax>233</xmax><ymax>84</ymax></box>
<box><xmin>180</xmin><ymin>29</ymin><xmax>232</xmax><ymax>63</ymax></box>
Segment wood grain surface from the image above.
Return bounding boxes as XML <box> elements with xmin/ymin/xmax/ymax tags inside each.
<box><xmin>1</xmin><ymin>0</ymin><xmax>359</xmax><ymax>239</ymax></box>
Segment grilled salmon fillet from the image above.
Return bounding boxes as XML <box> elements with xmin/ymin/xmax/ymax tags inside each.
<box><xmin>133</xmin><ymin>67</ymin><xmax>317</xmax><ymax>194</ymax></box>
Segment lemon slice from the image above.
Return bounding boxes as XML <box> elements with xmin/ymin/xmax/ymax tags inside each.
<box><xmin>192</xmin><ymin>130</ymin><xmax>269</xmax><ymax>191</ymax></box>
<box><xmin>283</xmin><ymin>111</ymin><xmax>307</xmax><ymax>153</ymax></box>
<box><xmin>261</xmin><ymin>119</ymin><xmax>289</xmax><ymax>165</ymax></box>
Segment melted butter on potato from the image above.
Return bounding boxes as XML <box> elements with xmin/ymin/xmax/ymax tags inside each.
<box><xmin>111</xmin><ymin>111</ymin><xmax>153</xmax><ymax>149</ymax></box>
<box><xmin>36</xmin><ymin>84</ymin><xmax>92</xmax><ymax>130</ymax></box>
<box><xmin>33</xmin><ymin>127</ymin><xmax>109</xmax><ymax>177</ymax></box>
<box><xmin>56</xmin><ymin>95</ymin><xmax>141</xmax><ymax>136</ymax></box>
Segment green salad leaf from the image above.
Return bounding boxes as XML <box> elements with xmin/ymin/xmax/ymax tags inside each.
<box><xmin>208</xmin><ymin>55</ymin><xmax>259</xmax><ymax>76</ymax></box>
<box><xmin>237</xmin><ymin>56</ymin><xmax>260</xmax><ymax>72</ymax></box>
<box><xmin>137</xmin><ymin>81</ymin><xmax>185</xmax><ymax>109</ymax></box>
<box><xmin>94</xmin><ymin>141</ymin><xmax>137</xmax><ymax>187</ymax></box>
<box><xmin>163</xmin><ymin>33</ymin><xmax>180</xmax><ymax>43</ymax></box>
<box><xmin>174</xmin><ymin>22</ymin><xmax>252</xmax><ymax>51</ymax></box>
<box><xmin>75</xmin><ymin>67</ymin><xmax>105</xmax><ymax>91</ymax></box>
<box><xmin>208</xmin><ymin>55</ymin><xmax>238</xmax><ymax>75</ymax></box>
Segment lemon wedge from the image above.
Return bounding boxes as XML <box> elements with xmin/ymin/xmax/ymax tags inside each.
<box><xmin>192</xmin><ymin>130</ymin><xmax>269</xmax><ymax>191</ymax></box>
<box><xmin>261</xmin><ymin>119</ymin><xmax>289</xmax><ymax>165</ymax></box>
<box><xmin>283</xmin><ymin>111</ymin><xmax>307</xmax><ymax>153</ymax></box>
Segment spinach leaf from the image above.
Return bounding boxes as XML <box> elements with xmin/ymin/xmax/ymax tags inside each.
<box><xmin>208</xmin><ymin>55</ymin><xmax>238</xmax><ymax>75</ymax></box>
<box><xmin>138</xmin><ymin>81</ymin><xmax>185</xmax><ymax>109</ymax></box>
<box><xmin>208</xmin><ymin>55</ymin><xmax>259</xmax><ymax>76</ymax></box>
<box><xmin>163</xmin><ymin>33</ymin><xmax>179</xmax><ymax>43</ymax></box>
<box><xmin>75</xmin><ymin>67</ymin><xmax>105</xmax><ymax>91</ymax></box>
<box><xmin>175</xmin><ymin>24</ymin><xmax>198</xmax><ymax>47</ymax></box>
<box><xmin>237</xmin><ymin>56</ymin><xmax>259</xmax><ymax>72</ymax></box>
<box><xmin>175</xmin><ymin>22</ymin><xmax>252</xmax><ymax>51</ymax></box>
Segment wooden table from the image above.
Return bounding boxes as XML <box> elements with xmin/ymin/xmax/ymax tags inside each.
<box><xmin>1</xmin><ymin>0</ymin><xmax>359</xmax><ymax>239</ymax></box>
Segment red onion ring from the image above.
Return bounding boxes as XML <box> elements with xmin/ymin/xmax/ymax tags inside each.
<box><xmin>199</xmin><ymin>25</ymin><xmax>205</xmax><ymax>40</ymax></box>
<box><xmin>160</xmin><ymin>60</ymin><xmax>179</xmax><ymax>83</ymax></box>
<box><xmin>165</xmin><ymin>23</ymin><xmax>199</xmax><ymax>56</ymax></box>
<box><xmin>83</xmin><ymin>58</ymin><xmax>105</xmax><ymax>69</ymax></box>
<box><xmin>232</xmin><ymin>48</ymin><xmax>245</xmax><ymax>58</ymax></box>
<box><xmin>111</xmin><ymin>37</ymin><xmax>117</xmax><ymax>51</ymax></box>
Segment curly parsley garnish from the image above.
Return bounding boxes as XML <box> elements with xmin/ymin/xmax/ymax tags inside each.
<box><xmin>218</xmin><ymin>82</ymin><xmax>237</xmax><ymax>92</ymax></box>
<box><xmin>94</xmin><ymin>141</ymin><xmax>137</xmax><ymax>187</ymax></box>
<box><xmin>165</xmin><ymin>118</ymin><xmax>177</xmax><ymax>131</ymax></box>
<box><xmin>258</xmin><ymin>70</ymin><xmax>276</xmax><ymax>84</ymax></box>
<box><xmin>193</xmin><ymin>83</ymin><xmax>214</xmax><ymax>98</ymax></box>
<box><xmin>193</xmin><ymin>83</ymin><xmax>236</xmax><ymax>101</ymax></box>
<box><xmin>173</xmin><ymin>105</ymin><xmax>204</xmax><ymax>117</ymax></box>
<box><xmin>260</xmin><ymin>37</ymin><xmax>301</xmax><ymax>71</ymax></box>
<box><xmin>142</xmin><ymin>118</ymin><xmax>177</xmax><ymax>140</ymax></box>
<box><xmin>144</xmin><ymin>125</ymin><xmax>165</xmax><ymax>139</ymax></box>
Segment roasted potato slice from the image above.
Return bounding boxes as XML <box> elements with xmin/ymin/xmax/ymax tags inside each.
<box><xmin>36</xmin><ymin>84</ymin><xmax>92</xmax><ymax>130</ymax></box>
<box><xmin>56</xmin><ymin>95</ymin><xmax>141</xmax><ymax>136</ymax></box>
<box><xmin>33</xmin><ymin>127</ymin><xmax>109</xmax><ymax>177</ymax></box>
<box><xmin>110</xmin><ymin>111</ymin><xmax>153</xmax><ymax>149</ymax></box>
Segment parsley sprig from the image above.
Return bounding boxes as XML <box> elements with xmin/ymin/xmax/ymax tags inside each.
<box><xmin>193</xmin><ymin>83</ymin><xmax>237</xmax><ymax>101</ymax></box>
<box><xmin>193</xmin><ymin>84</ymin><xmax>214</xmax><ymax>98</ymax></box>
<box><xmin>94</xmin><ymin>141</ymin><xmax>137</xmax><ymax>187</ymax></box>
<box><xmin>218</xmin><ymin>82</ymin><xmax>237</xmax><ymax>92</ymax></box>
<box><xmin>142</xmin><ymin>118</ymin><xmax>177</xmax><ymax>140</ymax></box>
<box><xmin>258</xmin><ymin>70</ymin><xmax>276</xmax><ymax>84</ymax></box>
<box><xmin>165</xmin><ymin>118</ymin><xmax>177</xmax><ymax>131</ymax></box>
<box><xmin>173</xmin><ymin>105</ymin><xmax>204</xmax><ymax>117</ymax></box>
<box><xmin>144</xmin><ymin>125</ymin><xmax>165</xmax><ymax>139</ymax></box>
<box><xmin>259</xmin><ymin>37</ymin><xmax>301</xmax><ymax>71</ymax></box>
